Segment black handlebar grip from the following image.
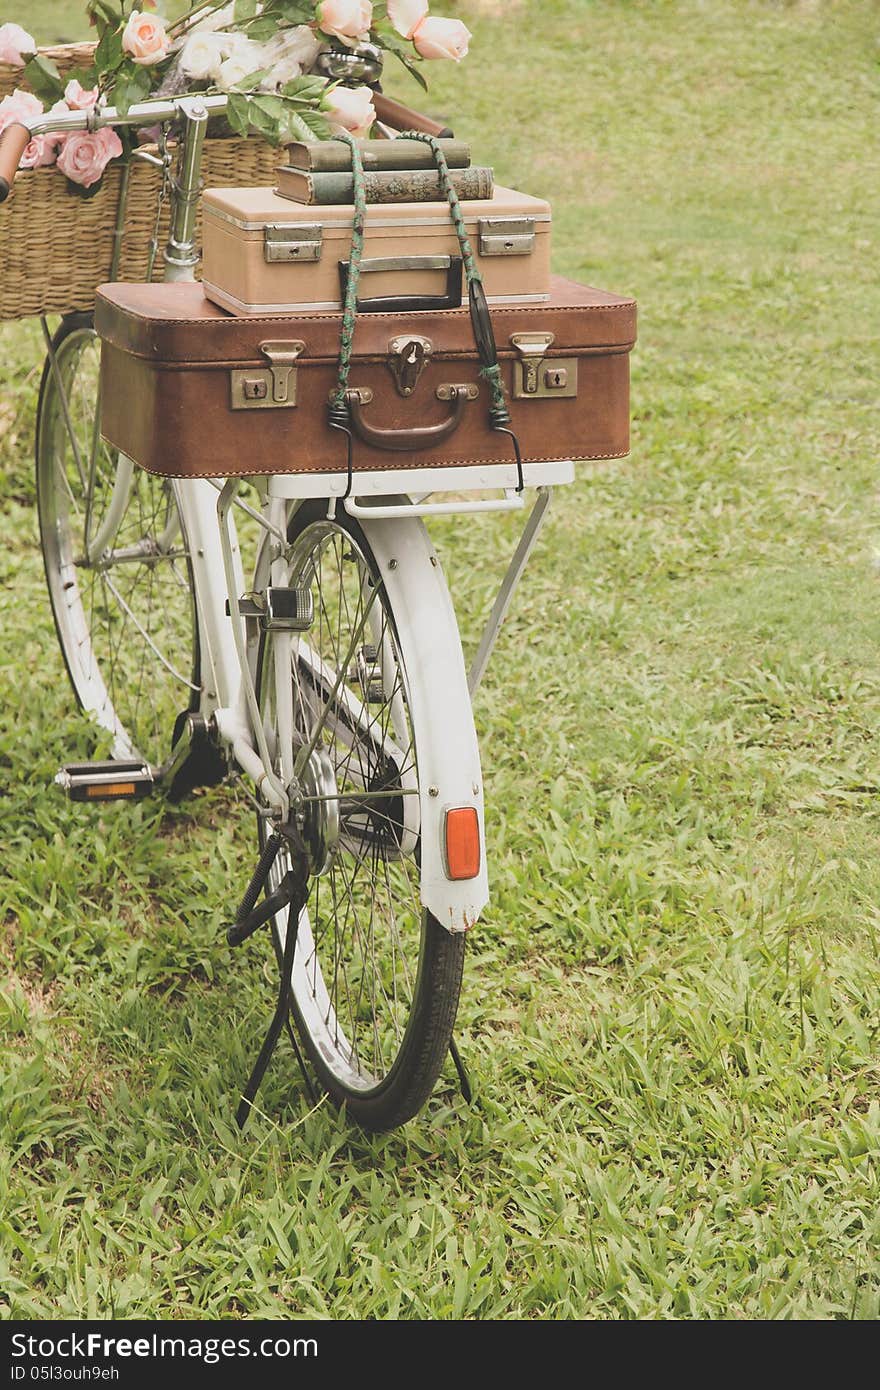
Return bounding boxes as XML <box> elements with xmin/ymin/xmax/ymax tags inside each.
<box><xmin>0</xmin><ymin>122</ymin><xmax>30</xmax><ymax>202</ymax></box>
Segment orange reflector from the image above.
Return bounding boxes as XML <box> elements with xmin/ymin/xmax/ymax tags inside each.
<box><xmin>86</xmin><ymin>782</ymin><xmax>136</xmax><ymax>798</ymax></box>
<box><xmin>444</xmin><ymin>806</ymin><xmax>481</xmax><ymax>881</ymax></box>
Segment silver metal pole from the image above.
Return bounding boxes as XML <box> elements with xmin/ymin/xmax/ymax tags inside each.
<box><xmin>163</xmin><ymin>100</ymin><xmax>209</xmax><ymax>281</ymax></box>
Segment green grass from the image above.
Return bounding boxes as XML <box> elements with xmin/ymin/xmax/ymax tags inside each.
<box><xmin>2</xmin><ymin>0</ymin><xmax>880</xmax><ymax>1318</ymax></box>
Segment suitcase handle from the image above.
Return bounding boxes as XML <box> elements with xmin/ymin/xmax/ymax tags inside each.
<box><xmin>338</xmin><ymin>255</ymin><xmax>463</xmax><ymax>313</ymax></box>
<box><xmin>345</xmin><ymin>384</ymin><xmax>475</xmax><ymax>453</ymax></box>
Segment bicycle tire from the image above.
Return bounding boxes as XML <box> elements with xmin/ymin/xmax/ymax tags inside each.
<box><xmin>255</xmin><ymin>499</ymin><xmax>465</xmax><ymax>1131</ymax></box>
<box><xmin>35</xmin><ymin>313</ymin><xmax>199</xmax><ymax>769</ymax></box>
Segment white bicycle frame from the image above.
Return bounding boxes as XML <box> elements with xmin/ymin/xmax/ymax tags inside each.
<box><xmin>34</xmin><ymin>94</ymin><xmax>574</xmax><ymax>933</ymax></box>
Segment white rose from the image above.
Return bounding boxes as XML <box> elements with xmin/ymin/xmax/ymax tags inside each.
<box><xmin>217</xmin><ymin>40</ymin><xmax>267</xmax><ymax>91</ymax></box>
<box><xmin>259</xmin><ymin>26</ymin><xmax>322</xmax><ymax>89</ymax></box>
<box><xmin>179</xmin><ymin>31</ymin><xmax>227</xmax><ymax>82</ymax></box>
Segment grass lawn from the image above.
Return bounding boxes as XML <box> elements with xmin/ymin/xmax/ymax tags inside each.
<box><xmin>1</xmin><ymin>0</ymin><xmax>879</xmax><ymax>1319</ymax></box>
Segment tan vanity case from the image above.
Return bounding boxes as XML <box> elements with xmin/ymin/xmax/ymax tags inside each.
<box><xmin>95</xmin><ymin>276</ymin><xmax>636</xmax><ymax>479</ymax></box>
<box><xmin>200</xmin><ymin>184</ymin><xmax>552</xmax><ymax>316</ymax></box>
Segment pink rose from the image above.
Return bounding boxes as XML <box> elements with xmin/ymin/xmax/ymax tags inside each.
<box><xmin>64</xmin><ymin>79</ymin><xmax>100</xmax><ymax>111</ymax></box>
<box><xmin>56</xmin><ymin>128</ymin><xmax>123</xmax><ymax>188</ymax></box>
<box><xmin>412</xmin><ymin>15</ymin><xmax>471</xmax><ymax>60</ymax></box>
<box><xmin>121</xmin><ymin>10</ymin><xmax>170</xmax><ymax>66</ymax></box>
<box><xmin>0</xmin><ymin>22</ymin><xmax>35</xmax><ymax>65</ymax></box>
<box><xmin>0</xmin><ymin>92</ymin><xmax>55</xmax><ymax>169</ymax></box>
<box><xmin>0</xmin><ymin>89</ymin><xmax>42</xmax><ymax>132</ymax></box>
<box><xmin>20</xmin><ymin>135</ymin><xmax>58</xmax><ymax>168</ymax></box>
<box><xmin>317</xmin><ymin>0</ymin><xmax>373</xmax><ymax>47</ymax></box>
<box><xmin>325</xmin><ymin>84</ymin><xmax>376</xmax><ymax>138</ymax></box>
<box><xmin>387</xmin><ymin>0</ymin><xmax>428</xmax><ymax>41</ymax></box>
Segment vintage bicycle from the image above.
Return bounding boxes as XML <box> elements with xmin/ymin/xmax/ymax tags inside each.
<box><xmin>0</xmin><ymin>81</ymin><xmax>624</xmax><ymax>1131</ymax></box>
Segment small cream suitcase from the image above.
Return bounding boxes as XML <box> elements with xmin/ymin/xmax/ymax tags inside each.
<box><xmin>200</xmin><ymin>184</ymin><xmax>551</xmax><ymax>316</ymax></box>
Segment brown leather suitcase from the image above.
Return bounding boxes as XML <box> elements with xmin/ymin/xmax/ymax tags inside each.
<box><xmin>95</xmin><ymin>276</ymin><xmax>636</xmax><ymax>480</ymax></box>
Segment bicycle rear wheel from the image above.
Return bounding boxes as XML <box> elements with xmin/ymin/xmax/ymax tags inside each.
<box><xmin>36</xmin><ymin>313</ymin><xmax>199</xmax><ymax>769</ymax></box>
<box><xmin>255</xmin><ymin>500</ymin><xmax>466</xmax><ymax>1131</ymax></box>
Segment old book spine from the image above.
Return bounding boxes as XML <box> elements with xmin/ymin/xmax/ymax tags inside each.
<box><xmin>276</xmin><ymin>166</ymin><xmax>495</xmax><ymax>205</ymax></box>
<box><xmin>285</xmin><ymin>138</ymin><xmax>471</xmax><ymax>172</ymax></box>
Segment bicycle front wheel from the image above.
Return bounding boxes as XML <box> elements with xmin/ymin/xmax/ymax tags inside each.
<box><xmin>36</xmin><ymin>314</ymin><xmax>199</xmax><ymax>769</ymax></box>
<box><xmin>255</xmin><ymin>500</ymin><xmax>466</xmax><ymax>1131</ymax></box>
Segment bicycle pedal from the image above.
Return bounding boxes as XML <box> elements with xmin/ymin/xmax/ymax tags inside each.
<box><xmin>55</xmin><ymin>760</ymin><xmax>156</xmax><ymax>802</ymax></box>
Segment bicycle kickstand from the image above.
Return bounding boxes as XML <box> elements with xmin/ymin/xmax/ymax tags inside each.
<box><xmin>449</xmin><ymin>1037</ymin><xmax>473</xmax><ymax>1104</ymax></box>
<box><xmin>226</xmin><ymin>826</ymin><xmax>316</xmax><ymax>1128</ymax></box>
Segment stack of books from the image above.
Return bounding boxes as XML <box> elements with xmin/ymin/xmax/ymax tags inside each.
<box><xmin>275</xmin><ymin>138</ymin><xmax>494</xmax><ymax>206</ymax></box>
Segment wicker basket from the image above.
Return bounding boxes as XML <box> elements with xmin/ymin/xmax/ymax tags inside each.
<box><xmin>0</xmin><ymin>45</ymin><xmax>280</xmax><ymax>320</ymax></box>
<box><xmin>0</xmin><ymin>42</ymin><xmax>97</xmax><ymax>98</ymax></box>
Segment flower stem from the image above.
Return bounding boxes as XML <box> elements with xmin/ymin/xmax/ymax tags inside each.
<box><xmin>167</xmin><ymin>2</ymin><xmax>220</xmax><ymax>41</ymax></box>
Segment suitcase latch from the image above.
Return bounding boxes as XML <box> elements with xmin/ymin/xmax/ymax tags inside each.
<box><xmin>263</xmin><ymin>224</ymin><xmax>323</xmax><ymax>263</ymax></box>
<box><xmin>388</xmin><ymin>335</ymin><xmax>433</xmax><ymax>397</ymax></box>
<box><xmin>230</xmin><ymin>341</ymin><xmax>305</xmax><ymax>410</ymax></box>
<box><xmin>510</xmin><ymin>332</ymin><xmax>578</xmax><ymax>399</ymax></box>
<box><xmin>478</xmin><ymin>217</ymin><xmax>536</xmax><ymax>256</ymax></box>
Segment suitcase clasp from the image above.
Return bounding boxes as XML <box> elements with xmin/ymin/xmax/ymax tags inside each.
<box><xmin>229</xmin><ymin>342</ymin><xmax>305</xmax><ymax>410</ymax></box>
<box><xmin>478</xmin><ymin>217</ymin><xmax>536</xmax><ymax>257</ymax></box>
<box><xmin>510</xmin><ymin>332</ymin><xmax>578</xmax><ymax>399</ymax></box>
<box><xmin>264</xmin><ymin>224</ymin><xmax>323</xmax><ymax>263</ymax></box>
<box><xmin>388</xmin><ymin>335</ymin><xmax>433</xmax><ymax>398</ymax></box>
<box><xmin>510</xmin><ymin>333</ymin><xmax>555</xmax><ymax>395</ymax></box>
<box><xmin>260</xmin><ymin>340</ymin><xmax>305</xmax><ymax>403</ymax></box>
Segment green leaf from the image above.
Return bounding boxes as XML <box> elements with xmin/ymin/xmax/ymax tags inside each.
<box><xmin>94</xmin><ymin>26</ymin><xmax>125</xmax><ymax>76</ymax></box>
<box><xmin>250</xmin><ymin>94</ymin><xmax>284</xmax><ymax>118</ymax></box>
<box><xmin>290</xmin><ymin>107</ymin><xmax>330</xmax><ymax>139</ymax></box>
<box><xmin>291</xmin><ymin>106</ymin><xmax>332</xmax><ymax>140</ymax></box>
<box><xmin>225</xmin><ymin>92</ymin><xmax>251</xmax><ymax>137</ymax></box>
<box><xmin>266</xmin><ymin>0</ymin><xmax>316</xmax><ymax>22</ymax></box>
<box><xmin>112</xmin><ymin>64</ymin><xmax>151</xmax><ymax>118</ymax></box>
<box><xmin>281</xmin><ymin>109</ymin><xmax>318</xmax><ymax>144</ymax></box>
<box><xmin>235</xmin><ymin>100</ymin><xmax>278</xmax><ymax>142</ymax></box>
<box><xmin>242</xmin><ymin>15</ymin><xmax>278</xmax><ymax>40</ymax></box>
<box><xmin>229</xmin><ymin>67</ymin><xmax>272</xmax><ymax>93</ymax></box>
<box><xmin>398</xmin><ymin>52</ymin><xmax>429</xmax><ymax>92</ymax></box>
<box><xmin>281</xmin><ymin>75</ymin><xmax>329</xmax><ymax>103</ymax></box>
<box><xmin>86</xmin><ymin>0</ymin><xmax>123</xmax><ymax>37</ymax></box>
<box><xmin>234</xmin><ymin>0</ymin><xmax>259</xmax><ymax>17</ymax></box>
<box><xmin>22</xmin><ymin>55</ymin><xmax>65</xmax><ymax>105</ymax></box>
<box><xmin>371</xmin><ymin>23</ymin><xmax>430</xmax><ymax>91</ymax></box>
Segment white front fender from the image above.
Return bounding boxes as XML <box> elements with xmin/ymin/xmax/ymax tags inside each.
<box><xmin>359</xmin><ymin>511</ymin><xmax>489</xmax><ymax>933</ymax></box>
